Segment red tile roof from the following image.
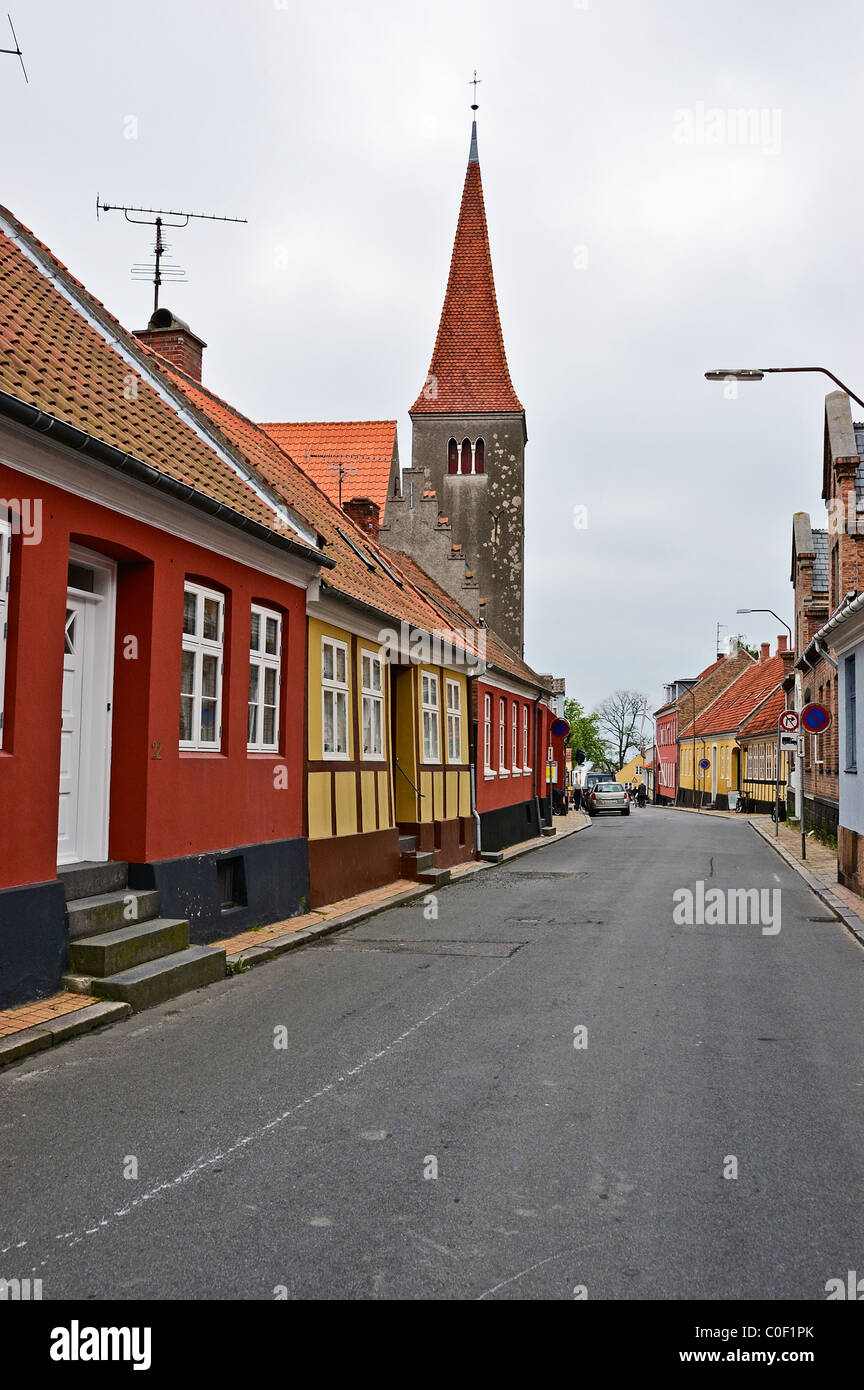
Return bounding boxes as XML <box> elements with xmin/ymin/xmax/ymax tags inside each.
<box><xmin>738</xmin><ymin>686</ymin><xmax>786</xmax><ymax>738</ymax></box>
<box><xmin>259</xmin><ymin>420</ymin><xmax>397</xmax><ymax>513</ymax></box>
<box><xmin>411</xmin><ymin>125</ymin><xmax>522</xmax><ymax>415</ymax></box>
<box><xmin>383</xmin><ymin>547</ymin><xmax>552</xmax><ymax>692</ymax></box>
<box><xmin>0</xmin><ymin>207</ymin><xmax>314</xmax><ymax>544</ymax></box>
<box><xmin>165</xmin><ymin>367</ymin><xmax>486</xmax><ymax>656</ymax></box>
<box><xmin>680</xmin><ymin>655</ymin><xmax>787</xmax><ymax>738</ymax></box>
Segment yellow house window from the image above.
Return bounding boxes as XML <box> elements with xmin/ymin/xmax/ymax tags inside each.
<box><xmin>322</xmin><ymin>636</ymin><xmax>349</xmax><ymax>757</ymax></box>
<box><xmin>361</xmin><ymin>649</ymin><xmax>384</xmax><ymax>759</ymax></box>
<box><xmin>421</xmin><ymin>672</ymin><xmax>440</xmax><ymax>763</ymax></box>
<box><xmin>446</xmin><ymin>678</ymin><xmax>462</xmax><ymax>763</ymax></box>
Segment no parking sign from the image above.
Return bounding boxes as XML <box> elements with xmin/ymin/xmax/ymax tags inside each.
<box><xmin>801</xmin><ymin>703</ymin><xmax>831</xmax><ymax>734</ymax></box>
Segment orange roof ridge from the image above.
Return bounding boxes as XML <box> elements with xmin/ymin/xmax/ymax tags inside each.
<box><xmin>411</xmin><ymin>123</ymin><xmax>522</xmax><ymax>415</ymax></box>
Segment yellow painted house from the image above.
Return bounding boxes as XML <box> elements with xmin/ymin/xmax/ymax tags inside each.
<box><xmin>678</xmin><ymin>645</ymin><xmax>792</xmax><ymax>809</ymax></box>
<box><xmin>615</xmin><ymin>754</ymin><xmax>646</xmax><ymax>787</ymax></box>
<box><xmin>305</xmin><ymin>596</ymin><xmax>474</xmax><ymax>906</ymax></box>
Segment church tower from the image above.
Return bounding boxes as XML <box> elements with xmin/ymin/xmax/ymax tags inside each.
<box><xmin>384</xmin><ymin>112</ymin><xmax>527</xmax><ymax>655</ymax></box>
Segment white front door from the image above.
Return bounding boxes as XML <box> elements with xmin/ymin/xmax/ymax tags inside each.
<box><xmin>57</xmin><ymin>598</ymin><xmax>87</xmax><ymax>863</ymax></box>
<box><xmin>57</xmin><ymin>549</ymin><xmax>116</xmax><ymax>866</ymax></box>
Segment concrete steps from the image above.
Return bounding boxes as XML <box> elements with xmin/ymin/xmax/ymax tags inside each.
<box><xmin>87</xmin><ymin>946</ymin><xmax>226</xmax><ymax>1011</ymax></box>
<box><xmin>417</xmin><ymin>866</ymin><xmax>451</xmax><ymax>889</ymax></box>
<box><xmin>59</xmin><ymin>860</ymin><xmax>128</xmax><ymax>903</ymax></box>
<box><xmin>59</xmin><ymin>861</ymin><xmax>226</xmax><ymax>1013</ymax></box>
<box><xmin>66</xmin><ymin>888</ymin><xmax>161</xmax><ymax>941</ymax></box>
<box><xmin>67</xmin><ymin>918</ymin><xmax>190</xmax><ymax>978</ymax></box>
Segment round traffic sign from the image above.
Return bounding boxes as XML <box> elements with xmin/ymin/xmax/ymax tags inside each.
<box><xmin>551</xmin><ymin>717</ymin><xmax>570</xmax><ymax>739</ymax></box>
<box><xmin>801</xmin><ymin>702</ymin><xmax>831</xmax><ymax>734</ymax></box>
<box><xmin>779</xmin><ymin>710</ymin><xmax>799</xmax><ymax>733</ymax></box>
<box><xmin>699</xmin><ymin>757</ymin><xmax>711</xmax><ymax>770</ymax></box>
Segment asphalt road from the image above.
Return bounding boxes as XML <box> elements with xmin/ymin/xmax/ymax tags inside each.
<box><xmin>2</xmin><ymin>808</ymin><xmax>863</xmax><ymax>1300</ymax></box>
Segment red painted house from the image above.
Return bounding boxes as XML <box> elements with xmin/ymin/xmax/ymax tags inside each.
<box><xmin>0</xmin><ymin>208</ymin><xmax>329</xmax><ymax>1007</ymax></box>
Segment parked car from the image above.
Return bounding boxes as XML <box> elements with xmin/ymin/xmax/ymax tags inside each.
<box><xmin>588</xmin><ymin>781</ymin><xmax>630</xmax><ymax>817</ymax></box>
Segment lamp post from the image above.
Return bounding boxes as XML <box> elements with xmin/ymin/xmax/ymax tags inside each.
<box><xmin>705</xmin><ymin>366</ymin><xmax>864</xmax><ymax>413</ymax></box>
<box><xmin>735</xmin><ymin>607</ymin><xmax>792</xmax><ymax>648</ymax></box>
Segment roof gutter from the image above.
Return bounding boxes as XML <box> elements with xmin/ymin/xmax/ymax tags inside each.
<box><xmin>0</xmin><ymin>390</ymin><xmax>334</xmax><ymax>570</ymax></box>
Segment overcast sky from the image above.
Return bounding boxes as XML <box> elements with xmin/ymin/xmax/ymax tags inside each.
<box><xmin>4</xmin><ymin>0</ymin><xmax>862</xmax><ymax>714</ymax></box>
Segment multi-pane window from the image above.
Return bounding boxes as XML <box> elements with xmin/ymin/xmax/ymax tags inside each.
<box><xmin>421</xmin><ymin>672</ymin><xmax>440</xmax><ymax>763</ymax></box>
<box><xmin>248</xmin><ymin>605</ymin><xmax>281</xmax><ymax>751</ymax></box>
<box><xmin>322</xmin><ymin>636</ymin><xmax>349</xmax><ymax>756</ymax></box>
<box><xmin>0</xmin><ymin>516</ymin><xmax>10</xmax><ymax>749</ymax></box>
<box><xmin>180</xmin><ymin>583</ymin><xmax>224</xmax><ymax>750</ymax></box>
<box><xmin>523</xmin><ymin>705</ymin><xmax>529</xmax><ymax>770</ymax></box>
<box><xmin>511</xmin><ymin>703</ymin><xmax>519</xmax><ymax>771</ymax></box>
<box><xmin>484</xmin><ymin>693</ymin><xmax>492</xmax><ymax>770</ymax></box>
<box><xmin>846</xmin><ymin>654</ymin><xmax>857</xmax><ymax>770</ymax></box>
<box><xmin>361</xmin><ymin>649</ymin><xmax>385</xmax><ymax>759</ymax></box>
<box><xmin>499</xmin><ymin>698</ymin><xmax>507</xmax><ymax>772</ymax></box>
<box><xmin>446</xmin><ymin>678</ymin><xmax>462</xmax><ymax>763</ymax></box>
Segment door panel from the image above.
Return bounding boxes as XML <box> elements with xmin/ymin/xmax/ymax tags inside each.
<box><xmin>57</xmin><ymin>600</ymin><xmax>86</xmax><ymax>864</ymax></box>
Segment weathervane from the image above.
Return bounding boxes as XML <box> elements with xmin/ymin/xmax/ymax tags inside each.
<box><xmin>1</xmin><ymin>13</ymin><xmax>27</xmax><ymax>83</ymax></box>
<box><xmin>469</xmin><ymin>68</ymin><xmax>481</xmax><ymax>110</ymax></box>
<box><xmin>96</xmin><ymin>199</ymin><xmax>247</xmax><ymax>314</ymax></box>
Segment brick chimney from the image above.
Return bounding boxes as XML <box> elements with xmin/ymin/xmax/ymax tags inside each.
<box><xmin>776</xmin><ymin>634</ymin><xmax>788</xmax><ymax>653</ymax></box>
<box><xmin>760</xmin><ymin>642</ymin><xmax>770</xmax><ymax>662</ymax></box>
<box><xmin>134</xmin><ymin>308</ymin><xmax>206</xmax><ymax>382</ymax></box>
<box><xmin>343</xmin><ymin>497</ymin><xmax>380</xmax><ymax>540</ymax></box>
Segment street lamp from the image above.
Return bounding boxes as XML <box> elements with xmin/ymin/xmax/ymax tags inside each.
<box><xmin>736</xmin><ymin>607</ymin><xmax>793</xmax><ymax>647</ymax></box>
<box><xmin>705</xmin><ymin>366</ymin><xmax>864</xmax><ymax>413</ymax></box>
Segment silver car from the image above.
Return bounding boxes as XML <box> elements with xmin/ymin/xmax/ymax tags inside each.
<box><xmin>588</xmin><ymin>781</ymin><xmax>630</xmax><ymax>817</ymax></box>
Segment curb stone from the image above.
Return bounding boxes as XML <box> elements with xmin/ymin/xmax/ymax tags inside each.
<box><xmin>0</xmin><ymin>1001</ymin><xmax>131</xmax><ymax>1070</ymax></box>
<box><xmin>750</xmin><ymin>820</ymin><xmax>864</xmax><ymax>949</ymax></box>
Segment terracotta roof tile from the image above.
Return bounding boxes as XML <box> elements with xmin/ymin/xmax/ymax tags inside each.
<box><xmin>0</xmin><ymin>207</ymin><xmax>318</xmax><ymax>548</ymax></box>
<box><xmin>411</xmin><ymin>125</ymin><xmax>522</xmax><ymax>415</ymax></box>
<box><xmin>680</xmin><ymin>656</ymin><xmax>787</xmax><ymax>738</ymax></box>
<box><xmin>259</xmin><ymin>420</ymin><xmax>397</xmax><ymax>513</ymax></box>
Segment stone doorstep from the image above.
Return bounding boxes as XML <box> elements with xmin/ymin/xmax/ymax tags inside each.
<box><xmin>0</xmin><ymin>1002</ymin><xmax>132</xmax><ymax>1069</ymax></box>
<box><xmin>749</xmin><ymin>821</ymin><xmax>864</xmax><ymax>949</ymax></box>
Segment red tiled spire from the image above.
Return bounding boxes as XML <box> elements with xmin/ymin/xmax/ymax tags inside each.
<box><xmin>411</xmin><ymin>121</ymin><xmax>522</xmax><ymax>415</ymax></box>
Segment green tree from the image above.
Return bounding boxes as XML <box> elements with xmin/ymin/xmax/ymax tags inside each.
<box><xmin>564</xmin><ymin>697</ymin><xmax>608</xmax><ymax>770</ymax></box>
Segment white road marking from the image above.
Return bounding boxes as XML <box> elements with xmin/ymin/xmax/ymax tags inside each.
<box><xmin>23</xmin><ymin>957</ymin><xmax>513</xmax><ymax>1266</ymax></box>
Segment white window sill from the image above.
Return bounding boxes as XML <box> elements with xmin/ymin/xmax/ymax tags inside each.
<box><xmin>512</xmin><ymin>767</ymin><xmax>522</xmax><ymax>776</ymax></box>
<box><xmin>484</xmin><ymin>769</ymin><xmax>496</xmax><ymax>780</ymax></box>
<box><xmin>498</xmin><ymin>769</ymin><xmax>510</xmax><ymax>778</ymax></box>
<box><xmin>322</xmin><ymin>751</ymin><xmax>351</xmax><ymax>760</ymax></box>
<box><xmin>361</xmin><ymin>754</ymin><xmax>387</xmax><ymax>762</ymax></box>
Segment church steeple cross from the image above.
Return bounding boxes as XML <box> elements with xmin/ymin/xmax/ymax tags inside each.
<box><xmin>469</xmin><ymin>69</ymin><xmax>481</xmax><ymax>111</ymax></box>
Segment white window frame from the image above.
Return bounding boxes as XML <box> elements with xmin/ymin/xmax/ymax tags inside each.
<box><xmin>445</xmin><ymin>677</ymin><xmax>462</xmax><ymax>763</ymax></box>
<box><xmin>180</xmin><ymin>582</ymin><xmax>225</xmax><ymax>751</ymax></box>
<box><xmin>322</xmin><ymin>635</ymin><xmax>350</xmax><ymax>758</ymax></box>
<box><xmin>0</xmin><ymin>516</ymin><xmax>10</xmax><ymax>749</ymax></box>
<box><xmin>248</xmin><ymin>604</ymin><xmax>281</xmax><ymax>753</ymax></box>
<box><xmin>498</xmin><ymin>697</ymin><xmax>508</xmax><ymax>776</ymax></box>
<box><xmin>484</xmin><ymin>692</ymin><xmax>494</xmax><ymax>777</ymax></box>
<box><xmin>522</xmin><ymin>705</ymin><xmax>530</xmax><ymax>772</ymax></box>
<box><xmin>511</xmin><ymin>702</ymin><xmax>520</xmax><ymax>774</ymax></box>
<box><xmin>361</xmin><ymin>647</ymin><xmax>385</xmax><ymax>761</ymax></box>
<box><xmin>421</xmin><ymin>671</ymin><xmax>440</xmax><ymax>763</ymax></box>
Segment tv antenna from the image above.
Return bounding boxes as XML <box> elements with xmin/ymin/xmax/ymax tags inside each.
<box><xmin>307</xmin><ymin>449</ymin><xmax>359</xmax><ymax>508</ymax></box>
<box><xmin>1</xmin><ymin>14</ymin><xmax>27</xmax><ymax>83</ymax></box>
<box><xmin>96</xmin><ymin>199</ymin><xmax>247</xmax><ymax>313</ymax></box>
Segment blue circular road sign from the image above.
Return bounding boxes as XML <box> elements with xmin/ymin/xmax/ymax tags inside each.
<box><xmin>699</xmin><ymin>757</ymin><xmax>711</xmax><ymax>770</ymax></box>
<box><xmin>801</xmin><ymin>702</ymin><xmax>831</xmax><ymax>733</ymax></box>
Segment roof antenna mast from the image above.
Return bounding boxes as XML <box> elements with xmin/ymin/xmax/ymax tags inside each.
<box><xmin>1</xmin><ymin>13</ymin><xmax>28</xmax><ymax>82</ymax></box>
<box><xmin>96</xmin><ymin>199</ymin><xmax>247</xmax><ymax>314</ymax></box>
